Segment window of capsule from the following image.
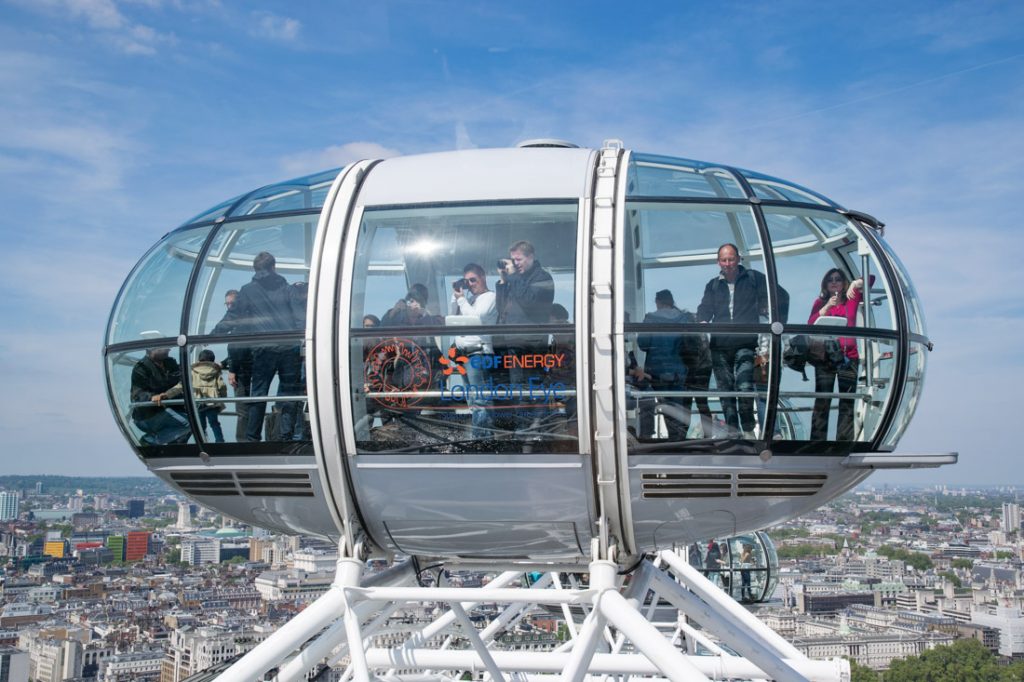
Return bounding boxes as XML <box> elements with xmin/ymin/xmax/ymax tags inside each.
<box><xmin>347</xmin><ymin>202</ymin><xmax>580</xmax><ymax>454</ymax></box>
<box><xmin>106</xmin><ymin>207</ymin><xmax>319</xmax><ymax>451</ymax></box>
<box><xmin>622</xmin><ymin>173</ymin><xmax>904</xmax><ymax>447</ymax></box>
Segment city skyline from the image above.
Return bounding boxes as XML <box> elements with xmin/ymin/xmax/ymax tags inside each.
<box><xmin>0</xmin><ymin>2</ymin><xmax>1022</xmax><ymax>482</ymax></box>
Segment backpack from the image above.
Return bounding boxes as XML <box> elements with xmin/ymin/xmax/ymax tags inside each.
<box><xmin>784</xmin><ymin>335</ymin><xmax>845</xmax><ymax>380</ymax></box>
<box><xmin>783</xmin><ymin>335</ymin><xmax>811</xmax><ymax>381</ymax></box>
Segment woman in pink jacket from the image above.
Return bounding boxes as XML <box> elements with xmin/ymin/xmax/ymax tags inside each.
<box><xmin>808</xmin><ymin>269</ymin><xmax>864</xmax><ymax>440</ymax></box>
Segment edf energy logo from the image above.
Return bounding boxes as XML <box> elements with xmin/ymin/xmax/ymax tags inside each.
<box><xmin>364</xmin><ymin>338</ymin><xmax>432</xmax><ymax>408</ymax></box>
<box><xmin>437</xmin><ymin>352</ymin><xmax>571</xmax><ymax>403</ymax></box>
<box><xmin>438</xmin><ymin>347</ymin><xmax>468</xmax><ymax>376</ymax></box>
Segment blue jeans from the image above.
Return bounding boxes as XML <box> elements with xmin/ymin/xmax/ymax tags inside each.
<box><xmin>463</xmin><ymin>355</ymin><xmax>493</xmax><ymax>439</ymax></box>
<box><xmin>135</xmin><ymin>409</ymin><xmax>190</xmax><ymax>445</ymax></box>
<box><xmin>199</xmin><ymin>408</ymin><xmax>225</xmax><ymax>443</ymax></box>
<box><xmin>247</xmin><ymin>345</ymin><xmax>302</xmax><ymax>442</ymax></box>
<box><xmin>712</xmin><ymin>347</ymin><xmax>756</xmax><ymax>434</ymax></box>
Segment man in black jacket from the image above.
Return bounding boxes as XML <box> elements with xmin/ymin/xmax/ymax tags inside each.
<box><xmin>496</xmin><ymin>241</ymin><xmax>554</xmax><ymax>326</ymax></box>
<box><xmin>697</xmin><ymin>244</ymin><xmax>788</xmax><ymax>438</ymax></box>
<box><xmin>495</xmin><ymin>241</ymin><xmax>555</xmax><ymax>433</ymax></box>
<box><xmin>130</xmin><ymin>348</ymin><xmax>190</xmax><ymax>445</ymax></box>
<box><xmin>216</xmin><ymin>251</ymin><xmax>304</xmax><ymax>442</ymax></box>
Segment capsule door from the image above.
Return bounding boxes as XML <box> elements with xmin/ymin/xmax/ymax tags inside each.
<box><xmin>314</xmin><ymin>151</ymin><xmax>601</xmax><ymax>559</ymax></box>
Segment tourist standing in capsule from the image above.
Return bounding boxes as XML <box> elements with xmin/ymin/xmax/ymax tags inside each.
<box><xmin>450</xmin><ymin>263</ymin><xmax>497</xmax><ymax>438</ymax></box>
<box><xmin>808</xmin><ymin>269</ymin><xmax>864</xmax><ymax>441</ymax></box>
<box><xmin>495</xmin><ymin>241</ymin><xmax>555</xmax><ymax>432</ymax></box>
<box><xmin>698</xmin><ymin>245</ymin><xmax>767</xmax><ymax>438</ymax></box>
<box><xmin>214</xmin><ymin>251</ymin><xmax>305</xmax><ymax>442</ymax></box>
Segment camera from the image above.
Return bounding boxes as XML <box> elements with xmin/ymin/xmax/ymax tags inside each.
<box><xmin>453</xmin><ymin>278</ymin><xmax>469</xmax><ymax>291</ymax></box>
<box><xmin>497</xmin><ymin>258</ymin><xmax>512</xmax><ymax>272</ymax></box>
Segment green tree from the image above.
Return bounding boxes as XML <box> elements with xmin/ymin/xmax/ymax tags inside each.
<box><xmin>938</xmin><ymin>571</ymin><xmax>962</xmax><ymax>588</ymax></box>
<box><xmin>883</xmin><ymin>639</ymin><xmax>1018</xmax><ymax>682</ymax></box>
<box><xmin>951</xmin><ymin>558</ymin><xmax>973</xmax><ymax>569</ymax></box>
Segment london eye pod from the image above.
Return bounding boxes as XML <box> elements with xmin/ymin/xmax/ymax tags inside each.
<box><xmin>103</xmin><ymin>140</ymin><xmax>954</xmax><ymax>565</ymax></box>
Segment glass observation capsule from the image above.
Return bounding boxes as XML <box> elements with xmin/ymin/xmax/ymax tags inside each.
<box><xmin>103</xmin><ymin>142</ymin><xmax>940</xmax><ymax>562</ymax></box>
<box><xmin>689</xmin><ymin>532</ymin><xmax>780</xmax><ymax>604</ymax></box>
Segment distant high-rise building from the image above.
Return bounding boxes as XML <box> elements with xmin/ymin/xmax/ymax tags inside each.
<box><xmin>180</xmin><ymin>538</ymin><xmax>220</xmax><ymax>566</ymax></box>
<box><xmin>126</xmin><ymin>500</ymin><xmax>144</xmax><ymax>519</ymax></box>
<box><xmin>0</xmin><ymin>492</ymin><xmax>20</xmax><ymax>521</ymax></box>
<box><xmin>0</xmin><ymin>645</ymin><xmax>29</xmax><ymax>682</ymax></box>
<box><xmin>34</xmin><ymin>482</ymin><xmax>42</xmax><ymax>495</ymax></box>
<box><xmin>176</xmin><ymin>501</ymin><xmax>192</xmax><ymax>530</ymax></box>
<box><xmin>125</xmin><ymin>531</ymin><xmax>150</xmax><ymax>562</ymax></box>
<box><xmin>106</xmin><ymin>536</ymin><xmax>125</xmax><ymax>562</ymax></box>
<box><xmin>1003</xmin><ymin>502</ymin><xmax>1021</xmax><ymax>533</ymax></box>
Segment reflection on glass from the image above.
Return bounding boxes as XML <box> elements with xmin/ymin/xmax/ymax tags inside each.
<box><xmin>228</xmin><ymin>168</ymin><xmax>339</xmax><ymax>217</ymax></box>
<box><xmin>107</xmin><ymin>346</ymin><xmax>192</xmax><ymax>447</ymax></box>
<box><xmin>626</xmin><ymin>331</ymin><xmax>771</xmax><ymax>442</ymax></box>
<box><xmin>186</xmin><ymin>343</ymin><xmax>309</xmax><ymax>444</ymax></box>
<box><xmin>628</xmin><ymin>156</ymin><xmax>744</xmax><ymax>199</ymax></box>
<box><xmin>764</xmin><ymin>207</ymin><xmax>896</xmax><ymax>331</ymax></box>
<box><xmin>189</xmin><ymin>217</ymin><xmax>315</xmax><ymax>335</ymax></box>
<box><xmin>351</xmin><ymin>203</ymin><xmax>578</xmax><ymax>329</ymax></box>
<box><xmin>884</xmin><ymin>342</ymin><xmax>928</xmax><ymax>447</ymax></box>
<box><xmin>876</xmin><ymin>234</ymin><xmax>928</xmax><ymax>337</ymax></box>
<box><xmin>738</xmin><ymin>169</ymin><xmax>834</xmax><ymax>206</ymax></box>
<box><xmin>350</xmin><ymin>333</ymin><xmax>577</xmax><ymax>454</ymax></box>
<box><xmin>108</xmin><ymin>226</ymin><xmax>212</xmax><ymax>344</ymax></box>
<box><xmin>347</xmin><ymin>201</ymin><xmax>579</xmax><ymax>454</ymax></box>
<box><xmin>778</xmin><ymin>333</ymin><xmax>896</xmax><ymax>442</ymax></box>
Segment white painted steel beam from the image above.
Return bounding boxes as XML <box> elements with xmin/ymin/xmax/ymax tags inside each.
<box><xmin>362</xmin><ymin>648</ymin><xmax>848</xmax><ymax>680</ymax></box>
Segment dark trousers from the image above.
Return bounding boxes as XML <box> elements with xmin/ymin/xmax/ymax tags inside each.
<box><xmin>812</xmin><ymin>359</ymin><xmax>859</xmax><ymax>441</ymax></box>
<box><xmin>233</xmin><ymin>372</ymin><xmax>251</xmax><ymax>442</ymax></box>
<box><xmin>247</xmin><ymin>345</ymin><xmax>302</xmax><ymax>442</ymax></box>
<box><xmin>638</xmin><ymin>373</ymin><xmax>687</xmax><ymax>440</ymax></box>
<box><xmin>683</xmin><ymin>364</ymin><xmax>714</xmax><ymax>438</ymax></box>
<box><xmin>712</xmin><ymin>347</ymin><xmax>756</xmax><ymax>433</ymax></box>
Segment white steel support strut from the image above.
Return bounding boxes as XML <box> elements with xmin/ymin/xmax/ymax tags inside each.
<box><xmin>217</xmin><ymin>555</ymin><xmax>849</xmax><ymax>682</ymax></box>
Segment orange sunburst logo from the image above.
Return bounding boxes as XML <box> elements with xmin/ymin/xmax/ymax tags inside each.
<box><xmin>438</xmin><ymin>346</ymin><xmax>469</xmax><ymax>376</ymax></box>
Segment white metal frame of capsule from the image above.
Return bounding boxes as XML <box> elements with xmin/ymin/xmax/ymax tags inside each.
<box><xmin>104</xmin><ymin>139</ymin><xmax>955</xmax><ymax>565</ymax></box>
<box><xmin>216</xmin><ymin>548</ymin><xmax>851</xmax><ymax>682</ymax></box>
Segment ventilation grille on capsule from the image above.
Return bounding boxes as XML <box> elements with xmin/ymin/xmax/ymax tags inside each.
<box><xmin>169</xmin><ymin>471</ymin><xmax>315</xmax><ymax>498</ymax></box>
<box><xmin>641</xmin><ymin>473</ymin><xmax>732</xmax><ymax>499</ymax></box>
<box><xmin>641</xmin><ymin>472</ymin><xmax>826</xmax><ymax>499</ymax></box>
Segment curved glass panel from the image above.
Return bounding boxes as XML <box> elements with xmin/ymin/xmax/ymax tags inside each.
<box><xmin>108</xmin><ymin>226</ymin><xmax>212</xmax><ymax>344</ymax></box>
<box><xmin>349</xmin><ymin>202</ymin><xmax>579</xmax><ymax>454</ymax></box>
<box><xmin>622</xmin><ymin>202</ymin><xmax>767</xmax><ymax>322</ymax></box>
<box><xmin>628</xmin><ymin>155</ymin><xmax>744</xmax><ymax>199</ymax></box>
<box><xmin>189</xmin><ymin>216</ymin><xmax>316</xmax><ymax>335</ymax></box>
<box><xmin>107</xmin><ymin>346</ymin><xmax>193</xmax><ymax>447</ymax></box>
<box><xmin>625</xmin><ymin>331</ymin><xmax>772</xmax><ymax>442</ymax></box>
<box><xmin>623</xmin><ymin>201</ymin><xmax>779</xmax><ymax>443</ymax></box>
<box><xmin>180</xmin><ymin>195</ymin><xmax>242</xmax><ymax>227</ymax></box>
<box><xmin>764</xmin><ymin>207</ymin><xmax>896</xmax><ymax>330</ymax></box>
<box><xmin>875</xmin><ymin>234</ymin><xmax>928</xmax><ymax>338</ymax></box>
<box><xmin>227</xmin><ymin>169</ymin><xmax>340</xmax><ymax>217</ymax></box>
<box><xmin>883</xmin><ymin>341</ymin><xmax>928</xmax><ymax>447</ymax></box>
<box><xmin>738</xmin><ymin>169</ymin><xmax>836</xmax><ymax>207</ymax></box>
<box><xmin>186</xmin><ymin>342</ymin><xmax>309</xmax><ymax>444</ymax></box>
<box><xmin>778</xmin><ymin>332</ymin><xmax>896</xmax><ymax>442</ymax></box>
<box><xmin>763</xmin><ymin>531</ymin><xmax>780</xmax><ymax>598</ymax></box>
<box><xmin>688</xmin><ymin>532</ymin><xmax>778</xmax><ymax>604</ymax></box>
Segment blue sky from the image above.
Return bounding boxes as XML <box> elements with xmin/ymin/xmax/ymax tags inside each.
<box><xmin>0</xmin><ymin>0</ymin><xmax>1021</xmax><ymax>482</ymax></box>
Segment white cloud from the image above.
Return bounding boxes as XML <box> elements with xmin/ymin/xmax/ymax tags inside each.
<box><xmin>11</xmin><ymin>0</ymin><xmax>176</xmax><ymax>55</ymax></box>
<box><xmin>279</xmin><ymin>142</ymin><xmax>400</xmax><ymax>175</ymax></box>
<box><xmin>250</xmin><ymin>11</ymin><xmax>301</xmax><ymax>42</ymax></box>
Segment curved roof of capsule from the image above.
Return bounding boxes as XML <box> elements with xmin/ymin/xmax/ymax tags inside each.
<box><xmin>176</xmin><ymin>147</ymin><xmax>839</xmax><ymax>230</ymax></box>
